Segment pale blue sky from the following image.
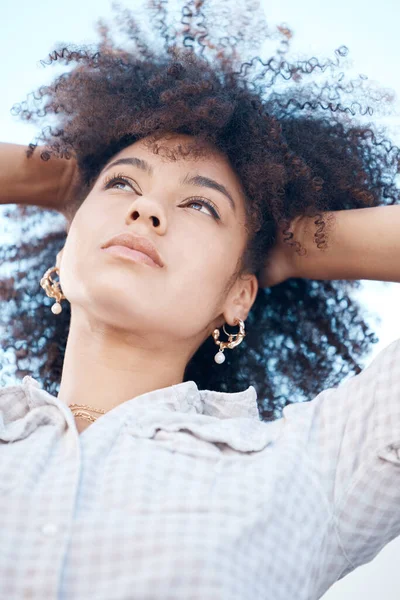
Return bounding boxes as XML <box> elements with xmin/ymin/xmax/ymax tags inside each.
<box><xmin>1</xmin><ymin>1</ymin><xmax>400</xmax><ymax>597</ymax></box>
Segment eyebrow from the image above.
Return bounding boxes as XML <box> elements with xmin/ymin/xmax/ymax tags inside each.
<box><xmin>101</xmin><ymin>156</ymin><xmax>236</xmax><ymax>212</ymax></box>
<box><xmin>102</xmin><ymin>157</ymin><xmax>154</xmax><ymax>176</ymax></box>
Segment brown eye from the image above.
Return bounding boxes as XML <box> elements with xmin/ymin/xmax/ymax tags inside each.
<box><xmin>103</xmin><ymin>173</ymin><xmax>138</xmax><ymax>192</ymax></box>
<box><xmin>184</xmin><ymin>197</ymin><xmax>220</xmax><ymax>220</ymax></box>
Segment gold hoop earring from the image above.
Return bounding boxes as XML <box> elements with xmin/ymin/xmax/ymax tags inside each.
<box><xmin>40</xmin><ymin>266</ymin><xmax>66</xmax><ymax>315</ymax></box>
<box><xmin>212</xmin><ymin>318</ymin><xmax>246</xmax><ymax>364</ymax></box>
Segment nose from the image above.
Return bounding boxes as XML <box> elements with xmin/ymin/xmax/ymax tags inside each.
<box><xmin>125</xmin><ymin>195</ymin><xmax>167</xmax><ymax>234</ymax></box>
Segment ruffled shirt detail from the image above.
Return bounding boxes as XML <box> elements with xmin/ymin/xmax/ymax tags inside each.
<box><xmin>0</xmin><ymin>375</ymin><xmax>283</xmax><ymax>454</ymax></box>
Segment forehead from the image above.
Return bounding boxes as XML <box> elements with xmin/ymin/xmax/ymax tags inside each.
<box><xmin>111</xmin><ymin>134</ymin><xmax>246</xmax><ymax>199</ymax></box>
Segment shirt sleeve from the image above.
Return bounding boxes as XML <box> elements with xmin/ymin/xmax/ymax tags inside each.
<box><xmin>282</xmin><ymin>337</ymin><xmax>400</xmax><ymax>574</ymax></box>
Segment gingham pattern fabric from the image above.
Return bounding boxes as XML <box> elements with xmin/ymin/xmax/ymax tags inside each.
<box><xmin>1</xmin><ymin>338</ymin><xmax>399</xmax><ymax>600</ymax></box>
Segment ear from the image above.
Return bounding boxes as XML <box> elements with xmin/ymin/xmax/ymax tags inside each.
<box><xmin>221</xmin><ymin>272</ymin><xmax>259</xmax><ymax>327</ymax></box>
<box><xmin>56</xmin><ymin>248</ymin><xmax>64</xmax><ymax>270</ymax></box>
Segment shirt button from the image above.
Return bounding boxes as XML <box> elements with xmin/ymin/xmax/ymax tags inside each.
<box><xmin>41</xmin><ymin>523</ymin><xmax>58</xmax><ymax>536</ymax></box>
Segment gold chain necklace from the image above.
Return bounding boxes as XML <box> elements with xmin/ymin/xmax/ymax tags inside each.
<box><xmin>68</xmin><ymin>403</ymin><xmax>106</xmax><ymax>423</ymax></box>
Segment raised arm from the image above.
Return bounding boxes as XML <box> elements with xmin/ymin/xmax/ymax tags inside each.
<box><xmin>0</xmin><ymin>142</ymin><xmax>77</xmax><ymax>216</ymax></box>
<box><xmin>261</xmin><ymin>205</ymin><xmax>400</xmax><ymax>287</ymax></box>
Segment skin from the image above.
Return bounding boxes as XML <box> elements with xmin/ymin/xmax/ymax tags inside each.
<box><xmin>55</xmin><ymin>133</ymin><xmax>258</xmax><ymax>433</ymax></box>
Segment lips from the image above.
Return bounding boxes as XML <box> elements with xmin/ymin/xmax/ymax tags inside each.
<box><xmin>102</xmin><ymin>233</ymin><xmax>164</xmax><ymax>267</ymax></box>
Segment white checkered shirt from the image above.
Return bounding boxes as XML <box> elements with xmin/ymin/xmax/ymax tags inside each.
<box><xmin>1</xmin><ymin>338</ymin><xmax>399</xmax><ymax>599</ymax></box>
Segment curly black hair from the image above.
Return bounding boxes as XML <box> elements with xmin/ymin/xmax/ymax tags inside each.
<box><xmin>1</xmin><ymin>0</ymin><xmax>399</xmax><ymax>420</ymax></box>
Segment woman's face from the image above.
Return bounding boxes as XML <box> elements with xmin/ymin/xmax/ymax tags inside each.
<box><xmin>57</xmin><ymin>133</ymin><xmax>258</xmax><ymax>358</ymax></box>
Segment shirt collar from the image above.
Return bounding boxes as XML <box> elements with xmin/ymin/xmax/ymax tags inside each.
<box><xmin>15</xmin><ymin>376</ymin><xmax>282</xmax><ymax>455</ymax></box>
<box><xmin>23</xmin><ymin>376</ymin><xmax>261</xmax><ymax>421</ymax></box>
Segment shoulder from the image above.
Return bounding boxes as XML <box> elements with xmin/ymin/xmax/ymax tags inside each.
<box><xmin>283</xmin><ymin>336</ymin><xmax>400</xmax><ymax>426</ymax></box>
<box><xmin>0</xmin><ymin>376</ymin><xmax>34</xmax><ymax>427</ymax></box>
<box><xmin>282</xmin><ymin>337</ymin><xmax>400</xmax><ymax>572</ymax></box>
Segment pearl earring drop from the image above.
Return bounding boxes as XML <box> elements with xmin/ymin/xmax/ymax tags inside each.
<box><xmin>40</xmin><ymin>266</ymin><xmax>66</xmax><ymax>316</ymax></box>
<box><xmin>212</xmin><ymin>318</ymin><xmax>246</xmax><ymax>365</ymax></box>
<box><xmin>214</xmin><ymin>350</ymin><xmax>225</xmax><ymax>364</ymax></box>
<box><xmin>51</xmin><ymin>302</ymin><xmax>62</xmax><ymax>315</ymax></box>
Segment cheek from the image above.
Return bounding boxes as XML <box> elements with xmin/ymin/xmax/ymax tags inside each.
<box><xmin>188</xmin><ymin>235</ymin><xmax>237</xmax><ymax>277</ymax></box>
<box><xmin>57</xmin><ymin>219</ymin><xmax>89</xmax><ymax>300</ymax></box>
<box><xmin>170</xmin><ymin>242</ymin><xmax>234</xmax><ymax>309</ymax></box>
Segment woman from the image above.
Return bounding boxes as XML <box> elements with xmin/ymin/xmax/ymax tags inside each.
<box><xmin>0</xmin><ymin>1</ymin><xmax>399</xmax><ymax>599</ymax></box>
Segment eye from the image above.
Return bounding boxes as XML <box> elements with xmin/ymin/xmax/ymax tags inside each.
<box><xmin>103</xmin><ymin>173</ymin><xmax>139</xmax><ymax>192</ymax></box>
<box><xmin>184</xmin><ymin>197</ymin><xmax>220</xmax><ymax>220</ymax></box>
<box><xmin>103</xmin><ymin>173</ymin><xmax>220</xmax><ymax>220</ymax></box>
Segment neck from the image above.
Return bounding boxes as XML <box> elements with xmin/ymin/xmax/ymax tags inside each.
<box><xmin>57</xmin><ymin>308</ymin><xmax>189</xmax><ymax>415</ymax></box>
